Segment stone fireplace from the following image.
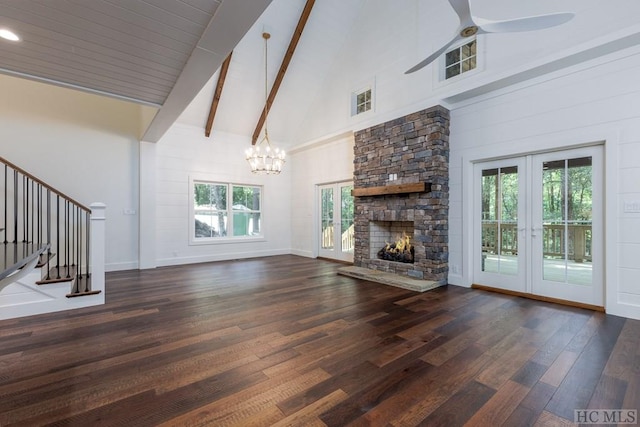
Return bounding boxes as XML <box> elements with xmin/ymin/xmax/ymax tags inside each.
<box><xmin>348</xmin><ymin>105</ymin><xmax>450</xmax><ymax>288</ymax></box>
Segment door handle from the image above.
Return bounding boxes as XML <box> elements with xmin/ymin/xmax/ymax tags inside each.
<box><xmin>531</xmin><ymin>227</ymin><xmax>543</xmax><ymax>238</ymax></box>
<box><xmin>518</xmin><ymin>227</ymin><xmax>527</xmax><ymax>239</ymax></box>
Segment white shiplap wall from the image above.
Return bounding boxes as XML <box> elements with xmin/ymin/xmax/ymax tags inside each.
<box><xmin>289</xmin><ymin>133</ymin><xmax>355</xmax><ymax>258</ymax></box>
<box><xmin>448</xmin><ymin>47</ymin><xmax>640</xmax><ymax>320</ymax></box>
<box><xmin>0</xmin><ymin>74</ymin><xmax>141</xmax><ymax>272</ymax></box>
<box><xmin>154</xmin><ymin>124</ymin><xmax>292</xmax><ymax>266</ymax></box>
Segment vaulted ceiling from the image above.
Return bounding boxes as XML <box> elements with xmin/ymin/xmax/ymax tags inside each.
<box><xmin>2</xmin><ymin>0</ymin><xmax>640</xmax><ymax>147</ymax></box>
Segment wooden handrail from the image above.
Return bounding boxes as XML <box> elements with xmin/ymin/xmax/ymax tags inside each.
<box><xmin>0</xmin><ymin>243</ymin><xmax>49</xmax><ymax>283</ymax></box>
<box><xmin>0</xmin><ymin>156</ymin><xmax>91</xmax><ymax>212</ymax></box>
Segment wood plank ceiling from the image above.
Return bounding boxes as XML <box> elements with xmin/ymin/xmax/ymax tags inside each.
<box><xmin>0</xmin><ymin>0</ymin><xmax>273</xmax><ymax>142</ymax></box>
<box><xmin>0</xmin><ymin>0</ymin><xmax>221</xmax><ymax>106</ymax></box>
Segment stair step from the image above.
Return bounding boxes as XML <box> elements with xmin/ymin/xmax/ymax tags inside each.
<box><xmin>36</xmin><ymin>265</ymin><xmax>77</xmax><ymax>285</ymax></box>
<box><xmin>36</xmin><ymin>252</ymin><xmax>56</xmax><ymax>268</ymax></box>
<box><xmin>66</xmin><ymin>275</ymin><xmax>101</xmax><ymax>298</ymax></box>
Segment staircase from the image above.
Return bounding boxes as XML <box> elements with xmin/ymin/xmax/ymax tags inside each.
<box><xmin>0</xmin><ymin>156</ymin><xmax>105</xmax><ymax>320</ymax></box>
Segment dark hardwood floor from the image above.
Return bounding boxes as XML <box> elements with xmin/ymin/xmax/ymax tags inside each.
<box><xmin>0</xmin><ymin>255</ymin><xmax>638</xmax><ymax>426</ymax></box>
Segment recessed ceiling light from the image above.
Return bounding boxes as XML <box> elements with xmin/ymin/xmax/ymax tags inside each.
<box><xmin>0</xmin><ymin>29</ymin><xmax>20</xmax><ymax>42</ymax></box>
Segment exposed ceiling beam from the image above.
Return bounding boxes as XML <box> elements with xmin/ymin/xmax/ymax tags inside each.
<box><xmin>205</xmin><ymin>51</ymin><xmax>233</xmax><ymax>137</ymax></box>
<box><xmin>143</xmin><ymin>0</ymin><xmax>273</xmax><ymax>143</ymax></box>
<box><xmin>252</xmin><ymin>0</ymin><xmax>315</xmax><ymax>145</ymax></box>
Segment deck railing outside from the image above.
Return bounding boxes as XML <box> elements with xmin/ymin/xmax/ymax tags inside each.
<box><xmin>482</xmin><ymin>221</ymin><xmax>592</xmax><ymax>262</ymax></box>
<box><xmin>322</xmin><ymin>224</ymin><xmax>355</xmax><ymax>252</ymax></box>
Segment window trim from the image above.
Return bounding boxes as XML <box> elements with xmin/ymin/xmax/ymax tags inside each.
<box><xmin>189</xmin><ymin>176</ymin><xmax>265</xmax><ymax>246</ymax></box>
<box><xmin>350</xmin><ymin>81</ymin><xmax>375</xmax><ymax>117</ymax></box>
<box><xmin>434</xmin><ymin>35</ymin><xmax>483</xmax><ymax>85</ymax></box>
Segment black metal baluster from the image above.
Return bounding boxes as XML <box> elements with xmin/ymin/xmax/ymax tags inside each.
<box><xmin>37</xmin><ymin>184</ymin><xmax>41</xmax><ymax>249</ymax></box>
<box><xmin>72</xmin><ymin>204</ymin><xmax>76</xmax><ymax>268</ymax></box>
<box><xmin>31</xmin><ymin>180</ymin><xmax>34</xmax><ymax>245</ymax></box>
<box><xmin>73</xmin><ymin>206</ymin><xmax>78</xmax><ymax>289</ymax></box>
<box><xmin>85</xmin><ymin>213</ymin><xmax>90</xmax><ymax>292</ymax></box>
<box><xmin>13</xmin><ymin>170</ymin><xmax>18</xmax><ymax>243</ymax></box>
<box><xmin>45</xmin><ymin>189</ymin><xmax>51</xmax><ymax>280</ymax></box>
<box><xmin>56</xmin><ymin>195</ymin><xmax>60</xmax><ymax>279</ymax></box>
<box><xmin>23</xmin><ymin>176</ymin><xmax>27</xmax><ymax>243</ymax></box>
<box><xmin>3</xmin><ymin>164</ymin><xmax>7</xmax><ymax>244</ymax></box>
<box><xmin>78</xmin><ymin>209</ymin><xmax>82</xmax><ymax>281</ymax></box>
<box><xmin>65</xmin><ymin>200</ymin><xmax>70</xmax><ymax>278</ymax></box>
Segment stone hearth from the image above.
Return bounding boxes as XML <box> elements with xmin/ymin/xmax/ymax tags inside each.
<box><xmin>342</xmin><ymin>105</ymin><xmax>450</xmax><ymax>290</ymax></box>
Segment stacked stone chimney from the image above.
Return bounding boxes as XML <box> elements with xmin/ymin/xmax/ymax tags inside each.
<box><xmin>353</xmin><ymin>105</ymin><xmax>450</xmax><ymax>285</ymax></box>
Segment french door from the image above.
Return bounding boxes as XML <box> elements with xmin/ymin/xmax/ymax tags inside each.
<box><xmin>474</xmin><ymin>146</ymin><xmax>603</xmax><ymax>306</ymax></box>
<box><xmin>319</xmin><ymin>182</ymin><xmax>354</xmax><ymax>262</ymax></box>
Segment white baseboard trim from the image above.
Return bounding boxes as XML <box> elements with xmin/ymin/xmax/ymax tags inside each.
<box><xmin>291</xmin><ymin>249</ymin><xmax>314</xmax><ymax>258</ymax></box>
<box><xmin>607</xmin><ymin>295</ymin><xmax>640</xmax><ymax>320</ymax></box>
<box><xmin>156</xmin><ymin>249</ymin><xmax>292</xmax><ymax>267</ymax></box>
<box><xmin>106</xmin><ymin>261</ymin><xmax>139</xmax><ymax>272</ymax></box>
<box><xmin>447</xmin><ymin>273</ymin><xmax>466</xmax><ymax>287</ymax></box>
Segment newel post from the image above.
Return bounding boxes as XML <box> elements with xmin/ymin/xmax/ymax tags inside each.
<box><xmin>90</xmin><ymin>202</ymin><xmax>106</xmax><ymax>296</ymax></box>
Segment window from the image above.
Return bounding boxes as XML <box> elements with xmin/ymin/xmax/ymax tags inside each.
<box><xmin>356</xmin><ymin>88</ymin><xmax>371</xmax><ymax>114</ymax></box>
<box><xmin>445</xmin><ymin>39</ymin><xmax>476</xmax><ymax>80</ymax></box>
<box><xmin>192</xmin><ymin>181</ymin><xmax>262</xmax><ymax>241</ymax></box>
<box><xmin>351</xmin><ymin>86</ymin><xmax>373</xmax><ymax>116</ymax></box>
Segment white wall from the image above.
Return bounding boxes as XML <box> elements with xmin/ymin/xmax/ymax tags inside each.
<box><xmin>294</xmin><ymin>0</ymin><xmax>640</xmax><ymax>147</ymax></box>
<box><xmin>153</xmin><ymin>124</ymin><xmax>292</xmax><ymax>266</ymax></box>
<box><xmin>0</xmin><ymin>75</ymin><xmax>142</xmax><ymax>271</ymax></box>
<box><xmin>448</xmin><ymin>46</ymin><xmax>640</xmax><ymax>320</ymax></box>
<box><xmin>289</xmin><ymin>133</ymin><xmax>355</xmax><ymax>258</ymax></box>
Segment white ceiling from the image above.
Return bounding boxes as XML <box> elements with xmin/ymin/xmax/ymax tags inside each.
<box><xmin>176</xmin><ymin>0</ymin><xmax>366</xmax><ymax>147</ymax></box>
<box><xmin>2</xmin><ymin>0</ymin><xmax>640</xmax><ymax>146</ymax></box>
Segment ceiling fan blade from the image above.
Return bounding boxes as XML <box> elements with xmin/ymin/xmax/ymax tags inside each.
<box><xmin>447</xmin><ymin>0</ymin><xmax>473</xmax><ymax>23</ymax></box>
<box><xmin>404</xmin><ymin>0</ymin><xmax>473</xmax><ymax>74</ymax></box>
<box><xmin>405</xmin><ymin>31</ymin><xmax>463</xmax><ymax>74</ymax></box>
<box><xmin>474</xmin><ymin>11</ymin><xmax>574</xmax><ymax>33</ymax></box>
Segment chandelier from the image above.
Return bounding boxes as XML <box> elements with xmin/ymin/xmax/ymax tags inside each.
<box><xmin>246</xmin><ymin>32</ymin><xmax>285</xmax><ymax>174</ymax></box>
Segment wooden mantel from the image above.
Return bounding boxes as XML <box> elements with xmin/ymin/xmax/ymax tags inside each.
<box><xmin>351</xmin><ymin>182</ymin><xmax>431</xmax><ymax>197</ymax></box>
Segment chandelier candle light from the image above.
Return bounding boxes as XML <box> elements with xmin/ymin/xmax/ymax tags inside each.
<box><xmin>246</xmin><ymin>32</ymin><xmax>286</xmax><ymax>174</ymax></box>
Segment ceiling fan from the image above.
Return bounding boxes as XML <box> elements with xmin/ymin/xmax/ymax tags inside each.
<box><xmin>405</xmin><ymin>0</ymin><xmax>575</xmax><ymax>74</ymax></box>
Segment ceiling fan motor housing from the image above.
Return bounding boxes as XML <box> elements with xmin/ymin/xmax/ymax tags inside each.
<box><xmin>460</xmin><ymin>25</ymin><xmax>478</xmax><ymax>38</ymax></box>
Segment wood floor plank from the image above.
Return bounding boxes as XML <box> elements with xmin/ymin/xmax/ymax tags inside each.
<box><xmin>392</xmin><ymin>345</ymin><xmax>495</xmax><ymax>425</ymax></box>
<box><xmin>539</xmin><ymin>350</ymin><xmax>580</xmax><ymax>387</ymax></box>
<box><xmin>463</xmin><ymin>380</ymin><xmax>530</xmax><ymax>426</ymax></box>
<box><xmin>588</xmin><ymin>374</ymin><xmax>628</xmax><ymax>411</ymax></box>
<box><xmin>603</xmin><ymin>319</ymin><xmax>640</xmax><ymax>380</ymax></box>
<box><xmin>159</xmin><ymin>368</ymin><xmax>331</xmax><ymax>426</ymax></box>
<box><xmin>417</xmin><ymin>380</ymin><xmax>495</xmax><ymax>426</ymax></box>
<box><xmin>0</xmin><ymin>255</ymin><xmax>637</xmax><ymax>426</ymax></box>
<box><xmin>273</xmin><ymin>389</ymin><xmax>349</xmax><ymax>427</ymax></box>
<box><xmin>544</xmin><ymin>313</ymin><xmax>627</xmax><ymax>420</ymax></box>
<box><xmin>534</xmin><ymin>410</ymin><xmax>575</xmax><ymax>426</ymax></box>
<box><xmin>475</xmin><ymin>339</ymin><xmax>538</xmax><ymax>389</ymax></box>
<box><xmin>503</xmin><ymin>381</ymin><xmax>557</xmax><ymax>427</ymax></box>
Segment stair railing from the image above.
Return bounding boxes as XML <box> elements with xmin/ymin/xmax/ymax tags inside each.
<box><xmin>0</xmin><ymin>156</ymin><xmax>98</xmax><ymax>297</ymax></box>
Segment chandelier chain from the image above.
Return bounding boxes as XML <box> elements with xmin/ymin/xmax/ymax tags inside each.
<box><xmin>245</xmin><ymin>31</ymin><xmax>285</xmax><ymax>174</ymax></box>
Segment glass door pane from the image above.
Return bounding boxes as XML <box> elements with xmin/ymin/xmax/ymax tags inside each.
<box><xmin>474</xmin><ymin>157</ymin><xmax>526</xmax><ymax>293</ymax></box>
<box><xmin>319</xmin><ymin>182</ymin><xmax>354</xmax><ymax>262</ymax></box>
<box><xmin>481</xmin><ymin>166</ymin><xmax>519</xmax><ymax>276</ymax></box>
<box><xmin>340</xmin><ymin>184</ymin><xmax>354</xmax><ymax>253</ymax></box>
<box><xmin>542</xmin><ymin>157</ymin><xmax>593</xmax><ymax>285</ymax></box>
<box><xmin>321</xmin><ymin>187</ymin><xmax>334</xmax><ymax>250</ymax></box>
<box><xmin>532</xmin><ymin>146</ymin><xmax>602</xmax><ymax>307</ymax></box>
